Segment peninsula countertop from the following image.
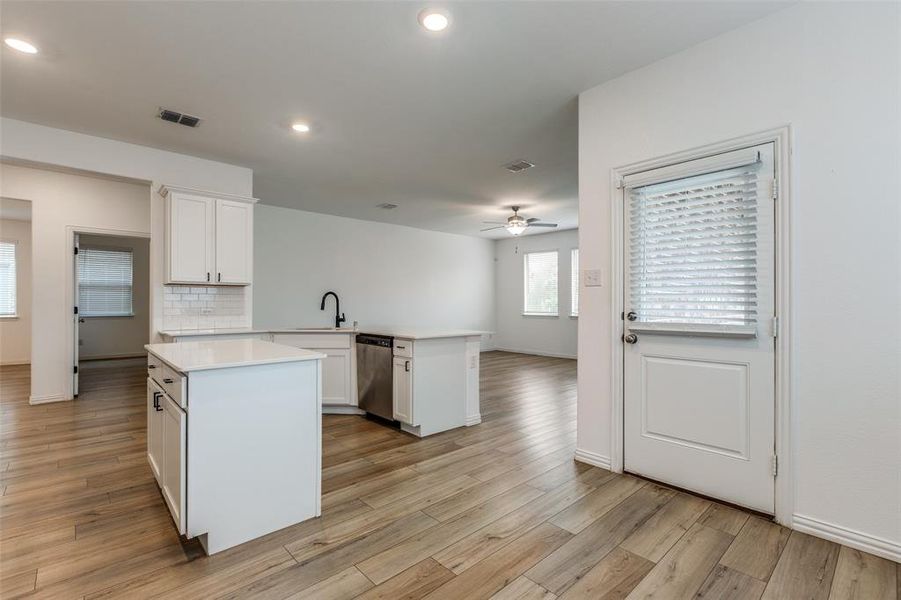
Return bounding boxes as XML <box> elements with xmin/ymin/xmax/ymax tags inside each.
<box><xmin>144</xmin><ymin>339</ymin><xmax>326</xmax><ymax>373</ymax></box>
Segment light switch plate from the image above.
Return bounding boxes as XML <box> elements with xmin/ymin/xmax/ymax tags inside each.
<box><xmin>584</xmin><ymin>269</ymin><xmax>603</xmax><ymax>287</ymax></box>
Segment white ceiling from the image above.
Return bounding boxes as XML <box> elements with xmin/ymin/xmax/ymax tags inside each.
<box><xmin>0</xmin><ymin>1</ymin><xmax>786</xmax><ymax>238</ymax></box>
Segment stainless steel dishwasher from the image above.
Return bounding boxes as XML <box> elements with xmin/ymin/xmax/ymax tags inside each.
<box><xmin>355</xmin><ymin>334</ymin><xmax>394</xmax><ymax>420</ymax></box>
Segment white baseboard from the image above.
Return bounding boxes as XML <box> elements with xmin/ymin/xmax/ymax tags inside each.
<box><xmin>792</xmin><ymin>514</ymin><xmax>901</xmax><ymax>562</ymax></box>
<box><xmin>322</xmin><ymin>406</ymin><xmax>365</xmax><ymax>415</ymax></box>
<box><xmin>492</xmin><ymin>347</ymin><xmax>577</xmax><ymax>360</ymax></box>
<box><xmin>465</xmin><ymin>414</ymin><xmax>482</xmax><ymax>426</ymax></box>
<box><xmin>574</xmin><ymin>448</ymin><xmax>612</xmax><ymax>471</ymax></box>
<box><xmin>29</xmin><ymin>394</ymin><xmax>72</xmax><ymax>405</ymax></box>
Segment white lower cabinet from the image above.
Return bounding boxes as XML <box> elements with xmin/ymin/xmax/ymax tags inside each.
<box><xmin>146</xmin><ymin>377</ymin><xmax>186</xmax><ymax>535</ymax></box>
<box><xmin>146</xmin><ymin>380</ymin><xmax>163</xmax><ymax>481</ymax></box>
<box><xmin>161</xmin><ymin>394</ymin><xmax>187</xmax><ymax>535</ymax></box>
<box><xmin>393</xmin><ymin>356</ymin><xmax>414</xmax><ymax>425</ymax></box>
<box><xmin>321</xmin><ymin>349</ymin><xmax>352</xmax><ymax>405</ymax></box>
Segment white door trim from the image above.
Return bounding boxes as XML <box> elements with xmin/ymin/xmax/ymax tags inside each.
<box><xmin>608</xmin><ymin>126</ymin><xmax>793</xmax><ymax>526</ymax></box>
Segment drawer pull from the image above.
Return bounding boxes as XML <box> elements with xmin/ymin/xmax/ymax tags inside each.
<box><xmin>396</xmin><ymin>345</ymin><xmax>406</xmax><ymax>350</ymax></box>
<box><xmin>148</xmin><ymin>364</ymin><xmax>157</xmax><ymax>369</ymax></box>
<box><xmin>163</xmin><ymin>378</ymin><xmax>174</xmax><ymax>384</ymax></box>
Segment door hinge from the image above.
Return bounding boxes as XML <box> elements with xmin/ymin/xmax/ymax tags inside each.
<box><xmin>74</xmin><ymin>306</ymin><xmax>78</xmax><ymax>315</ymax></box>
<box><xmin>73</xmin><ymin>365</ymin><xmax>78</xmax><ymax>374</ymax></box>
<box><xmin>771</xmin><ymin>455</ymin><xmax>778</xmax><ymax>477</ymax></box>
<box><xmin>73</xmin><ymin>246</ymin><xmax>79</xmax><ymax>255</ymax></box>
<box><xmin>771</xmin><ymin>178</ymin><xmax>779</xmax><ymax>201</ymax></box>
<box><xmin>772</xmin><ymin>316</ymin><xmax>779</xmax><ymax>339</ymax></box>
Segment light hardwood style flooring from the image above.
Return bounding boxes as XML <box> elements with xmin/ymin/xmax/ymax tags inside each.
<box><xmin>1</xmin><ymin>352</ymin><xmax>897</xmax><ymax>599</ymax></box>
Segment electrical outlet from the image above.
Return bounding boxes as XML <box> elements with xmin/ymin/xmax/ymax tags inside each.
<box><xmin>584</xmin><ymin>269</ymin><xmax>603</xmax><ymax>287</ymax></box>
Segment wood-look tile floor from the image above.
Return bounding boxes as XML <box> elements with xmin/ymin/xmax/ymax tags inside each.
<box><xmin>1</xmin><ymin>352</ymin><xmax>897</xmax><ymax>599</ymax></box>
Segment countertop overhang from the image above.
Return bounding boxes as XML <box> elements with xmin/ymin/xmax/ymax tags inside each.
<box><xmin>145</xmin><ymin>339</ymin><xmax>326</xmax><ymax>373</ymax></box>
<box><xmin>159</xmin><ymin>327</ymin><xmax>489</xmax><ymax>341</ymax></box>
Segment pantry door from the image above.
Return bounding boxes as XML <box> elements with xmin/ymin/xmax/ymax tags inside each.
<box><xmin>623</xmin><ymin>143</ymin><xmax>776</xmax><ymax>513</ymax></box>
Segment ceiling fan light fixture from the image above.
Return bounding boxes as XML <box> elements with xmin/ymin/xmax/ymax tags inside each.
<box><xmin>506</xmin><ymin>223</ymin><xmax>527</xmax><ymax>236</ymax></box>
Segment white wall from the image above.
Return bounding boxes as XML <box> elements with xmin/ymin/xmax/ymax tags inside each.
<box><xmin>494</xmin><ymin>229</ymin><xmax>578</xmax><ymax>358</ymax></box>
<box><xmin>0</xmin><ymin>118</ymin><xmax>254</xmax><ymax>402</ymax></box>
<box><xmin>253</xmin><ymin>205</ymin><xmax>495</xmax><ymax>342</ymax></box>
<box><xmin>78</xmin><ymin>234</ymin><xmax>150</xmax><ymax>360</ymax></box>
<box><xmin>578</xmin><ymin>3</ymin><xmax>900</xmax><ymax>559</ymax></box>
<box><xmin>0</xmin><ymin>218</ymin><xmax>31</xmax><ymax>365</ymax></box>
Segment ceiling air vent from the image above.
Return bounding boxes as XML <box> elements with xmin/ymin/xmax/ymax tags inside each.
<box><xmin>376</xmin><ymin>203</ymin><xmax>398</xmax><ymax>210</ymax></box>
<box><xmin>158</xmin><ymin>108</ymin><xmax>202</xmax><ymax>128</ymax></box>
<box><xmin>503</xmin><ymin>159</ymin><xmax>535</xmax><ymax>173</ymax></box>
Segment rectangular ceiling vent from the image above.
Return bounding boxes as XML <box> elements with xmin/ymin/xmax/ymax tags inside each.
<box><xmin>158</xmin><ymin>108</ymin><xmax>202</xmax><ymax>128</ymax></box>
<box><xmin>376</xmin><ymin>203</ymin><xmax>398</xmax><ymax>210</ymax></box>
<box><xmin>504</xmin><ymin>159</ymin><xmax>535</xmax><ymax>173</ymax></box>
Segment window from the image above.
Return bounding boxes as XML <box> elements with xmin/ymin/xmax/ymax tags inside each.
<box><xmin>78</xmin><ymin>247</ymin><xmax>134</xmax><ymax>317</ymax></box>
<box><xmin>523</xmin><ymin>251</ymin><xmax>558</xmax><ymax>315</ymax></box>
<box><xmin>0</xmin><ymin>241</ymin><xmax>16</xmax><ymax>317</ymax></box>
<box><xmin>627</xmin><ymin>159</ymin><xmax>761</xmax><ymax>329</ymax></box>
<box><xmin>571</xmin><ymin>249</ymin><xmax>579</xmax><ymax>316</ymax></box>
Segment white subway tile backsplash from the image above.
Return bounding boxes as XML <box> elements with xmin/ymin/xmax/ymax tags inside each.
<box><xmin>162</xmin><ymin>285</ymin><xmax>250</xmax><ymax>330</ymax></box>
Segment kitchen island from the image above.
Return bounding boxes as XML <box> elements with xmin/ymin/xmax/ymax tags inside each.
<box><xmin>144</xmin><ymin>338</ymin><xmax>324</xmax><ymax>555</ymax></box>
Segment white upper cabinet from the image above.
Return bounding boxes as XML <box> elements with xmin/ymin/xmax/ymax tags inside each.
<box><xmin>162</xmin><ymin>186</ymin><xmax>256</xmax><ymax>286</ymax></box>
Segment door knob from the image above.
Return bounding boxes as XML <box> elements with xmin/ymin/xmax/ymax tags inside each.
<box><xmin>626</xmin><ymin>311</ymin><xmax>637</xmax><ymax>321</ymax></box>
<box><xmin>623</xmin><ymin>333</ymin><xmax>638</xmax><ymax>344</ymax></box>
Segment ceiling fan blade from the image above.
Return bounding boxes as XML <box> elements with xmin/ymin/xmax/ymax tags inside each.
<box><xmin>529</xmin><ymin>223</ymin><xmax>558</xmax><ymax>228</ymax></box>
<box><xmin>481</xmin><ymin>221</ymin><xmax>508</xmax><ymax>225</ymax></box>
<box><xmin>526</xmin><ymin>217</ymin><xmax>541</xmax><ymax>223</ymax></box>
<box><xmin>480</xmin><ymin>226</ymin><xmax>505</xmax><ymax>232</ymax></box>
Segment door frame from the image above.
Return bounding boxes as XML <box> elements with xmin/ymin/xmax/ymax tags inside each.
<box><xmin>608</xmin><ymin>126</ymin><xmax>794</xmax><ymax>526</ymax></box>
<box><xmin>66</xmin><ymin>225</ymin><xmax>151</xmax><ymax>399</ymax></box>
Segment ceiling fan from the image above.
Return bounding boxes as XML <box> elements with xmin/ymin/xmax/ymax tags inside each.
<box><xmin>481</xmin><ymin>206</ymin><xmax>558</xmax><ymax>236</ymax></box>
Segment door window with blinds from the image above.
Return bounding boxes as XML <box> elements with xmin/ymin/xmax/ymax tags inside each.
<box><xmin>523</xmin><ymin>250</ymin><xmax>558</xmax><ymax>315</ymax></box>
<box><xmin>624</xmin><ymin>146</ymin><xmax>770</xmax><ymax>336</ymax></box>
<box><xmin>78</xmin><ymin>247</ymin><xmax>134</xmax><ymax>317</ymax></box>
<box><xmin>0</xmin><ymin>241</ymin><xmax>16</xmax><ymax>317</ymax></box>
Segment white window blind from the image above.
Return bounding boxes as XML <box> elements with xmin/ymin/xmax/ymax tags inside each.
<box><xmin>0</xmin><ymin>241</ymin><xmax>16</xmax><ymax>316</ymax></box>
<box><xmin>524</xmin><ymin>251</ymin><xmax>558</xmax><ymax>315</ymax></box>
<box><xmin>571</xmin><ymin>249</ymin><xmax>579</xmax><ymax>316</ymax></box>
<box><xmin>628</xmin><ymin>163</ymin><xmax>760</xmax><ymax>328</ymax></box>
<box><xmin>78</xmin><ymin>247</ymin><xmax>134</xmax><ymax>317</ymax></box>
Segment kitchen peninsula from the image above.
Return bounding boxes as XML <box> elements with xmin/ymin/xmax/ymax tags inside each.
<box><xmin>144</xmin><ymin>338</ymin><xmax>324</xmax><ymax>555</ymax></box>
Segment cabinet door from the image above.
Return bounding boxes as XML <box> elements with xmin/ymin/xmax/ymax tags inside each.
<box><xmin>215</xmin><ymin>199</ymin><xmax>253</xmax><ymax>285</ymax></box>
<box><xmin>393</xmin><ymin>356</ymin><xmax>414</xmax><ymax>425</ymax></box>
<box><xmin>168</xmin><ymin>193</ymin><xmax>215</xmax><ymax>284</ymax></box>
<box><xmin>161</xmin><ymin>394</ymin><xmax>187</xmax><ymax>535</ymax></box>
<box><xmin>146</xmin><ymin>380</ymin><xmax>163</xmax><ymax>483</ymax></box>
<box><xmin>322</xmin><ymin>349</ymin><xmax>352</xmax><ymax>405</ymax></box>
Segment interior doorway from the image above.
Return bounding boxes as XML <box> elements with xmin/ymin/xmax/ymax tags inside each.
<box><xmin>73</xmin><ymin>232</ymin><xmax>150</xmax><ymax>396</ymax></box>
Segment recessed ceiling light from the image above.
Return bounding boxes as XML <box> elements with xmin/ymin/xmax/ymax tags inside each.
<box><xmin>418</xmin><ymin>10</ymin><xmax>449</xmax><ymax>32</ymax></box>
<box><xmin>291</xmin><ymin>122</ymin><xmax>311</xmax><ymax>133</ymax></box>
<box><xmin>4</xmin><ymin>38</ymin><xmax>38</xmax><ymax>54</ymax></box>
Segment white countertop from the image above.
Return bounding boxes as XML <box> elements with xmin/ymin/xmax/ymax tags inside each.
<box><xmin>359</xmin><ymin>328</ymin><xmax>487</xmax><ymax>340</ymax></box>
<box><xmin>158</xmin><ymin>327</ymin><xmax>487</xmax><ymax>340</ymax></box>
<box><xmin>145</xmin><ymin>339</ymin><xmax>326</xmax><ymax>373</ymax></box>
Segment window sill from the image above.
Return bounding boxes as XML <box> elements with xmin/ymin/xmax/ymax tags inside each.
<box><xmin>0</xmin><ymin>315</ymin><xmax>19</xmax><ymax>320</ymax></box>
<box><xmin>570</xmin><ymin>314</ymin><xmax>578</xmax><ymax>319</ymax></box>
<box><xmin>522</xmin><ymin>313</ymin><xmax>559</xmax><ymax>318</ymax></box>
<box><xmin>81</xmin><ymin>314</ymin><xmax>135</xmax><ymax>319</ymax></box>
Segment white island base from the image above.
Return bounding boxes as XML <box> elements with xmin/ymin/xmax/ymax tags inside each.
<box><xmin>145</xmin><ymin>340</ymin><xmax>323</xmax><ymax>555</ymax></box>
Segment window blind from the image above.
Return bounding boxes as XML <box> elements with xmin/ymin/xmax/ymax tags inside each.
<box><xmin>571</xmin><ymin>249</ymin><xmax>579</xmax><ymax>316</ymax></box>
<box><xmin>0</xmin><ymin>241</ymin><xmax>16</xmax><ymax>316</ymax></box>
<box><xmin>524</xmin><ymin>251</ymin><xmax>558</xmax><ymax>315</ymax></box>
<box><xmin>78</xmin><ymin>247</ymin><xmax>134</xmax><ymax>317</ymax></box>
<box><xmin>628</xmin><ymin>164</ymin><xmax>760</xmax><ymax>328</ymax></box>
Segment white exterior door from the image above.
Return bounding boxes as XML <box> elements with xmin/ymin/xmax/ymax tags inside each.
<box><xmin>214</xmin><ymin>199</ymin><xmax>253</xmax><ymax>285</ymax></box>
<box><xmin>623</xmin><ymin>143</ymin><xmax>776</xmax><ymax>514</ymax></box>
<box><xmin>168</xmin><ymin>192</ymin><xmax>215</xmax><ymax>284</ymax></box>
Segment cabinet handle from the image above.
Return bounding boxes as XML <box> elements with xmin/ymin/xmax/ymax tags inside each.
<box><xmin>153</xmin><ymin>391</ymin><xmax>163</xmax><ymax>411</ymax></box>
<box><xmin>207</xmin><ymin>272</ymin><xmax>210</xmax><ymax>282</ymax></box>
<box><xmin>148</xmin><ymin>364</ymin><xmax>156</xmax><ymax>369</ymax></box>
<box><xmin>396</xmin><ymin>345</ymin><xmax>406</xmax><ymax>350</ymax></box>
<box><xmin>163</xmin><ymin>378</ymin><xmax>174</xmax><ymax>384</ymax></box>
<box><xmin>217</xmin><ymin>272</ymin><xmax>221</xmax><ymax>282</ymax></box>
<box><xmin>405</xmin><ymin>360</ymin><xmax>410</xmax><ymax>372</ymax></box>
